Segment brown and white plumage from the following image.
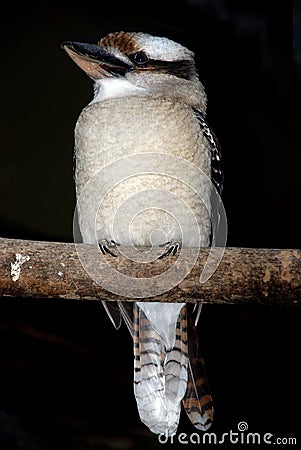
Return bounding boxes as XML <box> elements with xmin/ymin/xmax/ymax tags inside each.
<box><xmin>63</xmin><ymin>31</ymin><xmax>222</xmax><ymax>436</ymax></box>
<box><xmin>102</xmin><ymin>300</ymin><xmax>214</xmax><ymax>435</ymax></box>
<box><xmin>133</xmin><ymin>303</ymin><xmax>213</xmax><ymax>435</ymax></box>
<box><xmin>183</xmin><ymin>304</ymin><xmax>214</xmax><ymax>430</ymax></box>
<box><xmin>133</xmin><ymin>303</ymin><xmax>188</xmax><ymax>435</ymax></box>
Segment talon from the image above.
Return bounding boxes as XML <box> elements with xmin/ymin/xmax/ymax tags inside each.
<box><xmin>158</xmin><ymin>247</ymin><xmax>173</xmax><ymax>259</ymax></box>
<box><xmin>172</xmin><ymin>244</ymin><xmax>179</xmax><ymax>256</ymax></box>
<box><xmin>158</xmin><ymin>241</ymin><xmax>181</xmax><ymax>259</ymax></box>
<box><xmin>159</xmin><ymin>241</ymin><xmax>171</xmax><ymax>248</ymax></box>
<box><xmin>98</xmin><ymin>239</ymin><xmax>119</xmax><ymax>257</ymax></box>
<box><xmin>99</xmin><ymin>243</ymin><xmax>106</xmax><ymax>255</ymax></box>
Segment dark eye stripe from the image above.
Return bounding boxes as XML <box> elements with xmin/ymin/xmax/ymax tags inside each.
<box><xmin>128</xmin><ymin>52</ymin><xmax>196</xmax><ymax>80</ymax></box>
<box><xmin>142</xmin><ymin>59</ymin><xmax>196</xmax><ymax>80</ymax></box>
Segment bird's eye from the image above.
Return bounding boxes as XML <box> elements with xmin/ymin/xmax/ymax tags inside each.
<box><xmin>132</xmin><ymin>51</ymin><xmax>149</xmax><ymax>65</ymax></box>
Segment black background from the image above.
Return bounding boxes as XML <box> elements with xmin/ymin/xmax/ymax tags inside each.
<box><xmin>0</xmin><ymin>1</ymin><xmax>300</xmax><ymax>449</ymax></box>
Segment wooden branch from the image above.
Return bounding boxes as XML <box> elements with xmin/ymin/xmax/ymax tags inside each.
<box><xmin>0</xmin><ymin>237</ymin><xmax>300</xmax><ymax>306</ymax></box>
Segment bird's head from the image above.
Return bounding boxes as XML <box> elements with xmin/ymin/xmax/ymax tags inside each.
<box><xmin>62</xmin><ymin>31</ymin><xmax>206</xmax><ymax>109</ymax></box>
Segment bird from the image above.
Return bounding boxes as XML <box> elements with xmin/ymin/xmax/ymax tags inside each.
<box><xmin>62</xmin><ymin>31</ymin><xmax>223</xmax><ymax>437</ymax></box>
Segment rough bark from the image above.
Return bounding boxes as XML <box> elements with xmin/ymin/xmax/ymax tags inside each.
<box><xmin>0</xmin><ymin>237</ymin><xmax>300</xmax><ymax>306</ymax></box>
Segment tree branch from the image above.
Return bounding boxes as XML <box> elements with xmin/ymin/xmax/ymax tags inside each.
<box><xmin>0</xmin><ymin>237</ymin><xmax>300</xmax><ymax>306</ymax></box>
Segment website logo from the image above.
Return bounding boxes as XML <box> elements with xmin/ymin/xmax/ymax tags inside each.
<box><xmin>158</xmin><ymin>421</ymin><xmax>297</xmax><ymax>446</ymax></box>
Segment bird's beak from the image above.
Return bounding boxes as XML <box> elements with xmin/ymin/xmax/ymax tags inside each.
<box><xmin>62</xmin><ymin>41</ymin><xmax>132</xmax><ymax>79</ymax></box>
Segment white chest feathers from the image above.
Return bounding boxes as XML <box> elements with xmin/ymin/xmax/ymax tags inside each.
<box><xmin>74</xmin><ymin>96</ymin><xmax>212</xmax><ymax>247</ymax></box>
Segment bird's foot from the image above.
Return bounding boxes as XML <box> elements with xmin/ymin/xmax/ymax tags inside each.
<box><xmin>98</xmin><ymin>239</ymin><xmax>120</xmax><ymax>257</ymax></box>
<box><xmin>158</xmin><ymin>241</ymin><xmax>181</xmax><ymax>259</ymax></box>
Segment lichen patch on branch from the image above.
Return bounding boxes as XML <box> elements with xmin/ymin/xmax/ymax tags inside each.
<box><xmin>10</xmin><ymin>253</ymin><xmax>30</xmax><ymax>282</ymax></box>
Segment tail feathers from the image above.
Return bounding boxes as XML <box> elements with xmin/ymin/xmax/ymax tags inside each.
<box><xmin>101</xmin><ymin>301</ymin><xmax>122</xmax><ymax>329</ymax></box>
<box><xmin>133</xmin><ymin>304</ymin><xmax>188</xmax><ymax>436</ymax></box>
<box><xmin>183</xmin><ymin>358</ymin><xmax>213</xmax><ymax>431</ymax></box>
<box><xmin>164</xmin><ymin>307</ymin><xmax>188</xmax><ymax>405</ymax></box>
<box><xmin>133</xmin><ymin>303</ymin><xmax>213</xmax><ymax>435</ymax></box>
<box><xmin>182</xmin><ymin>306</ymin><xmax>214</xmax><ymax>431</ymax></box>
<box><xmin>102</xmin><ymin>301</ymin><xmax>134</xmax><ymax>334</ymax></box>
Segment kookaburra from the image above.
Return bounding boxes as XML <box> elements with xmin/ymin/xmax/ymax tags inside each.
<box><xmin>63</xmin><ymin>31</ymin><xmax>223</xmax><ymax>437</ymax></box>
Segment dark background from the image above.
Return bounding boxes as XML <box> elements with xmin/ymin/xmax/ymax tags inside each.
<box><xmin>0</xmin><ymin>1</ymin><xmax>300</xmax><ymax>449</ymax></box>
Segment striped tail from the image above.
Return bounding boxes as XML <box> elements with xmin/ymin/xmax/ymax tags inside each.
<box><xmin>182</xmin><ymin>305</ymin><xmax>214</xmax><ymax>430</ymax></box>
<box><xmin>133</xmin><ymin>303</ymin><xmax>188</xmax><ymax>436</ymax></box>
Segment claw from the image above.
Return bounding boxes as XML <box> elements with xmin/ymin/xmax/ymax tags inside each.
<box><xmin>98</xmin><ymin>239</ymin><xmax>119</xmax><ymax>257</ymax></box>
<box><xmin>158</xmin><ymin>241</ymin><xmax>181</xmax><ymax>259</ymax></box>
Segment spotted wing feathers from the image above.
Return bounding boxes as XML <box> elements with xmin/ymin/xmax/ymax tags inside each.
<box><xmin>193</xmin><ymin>108</ymin><xmax>224</xmax><ymax>195</ymax></box>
